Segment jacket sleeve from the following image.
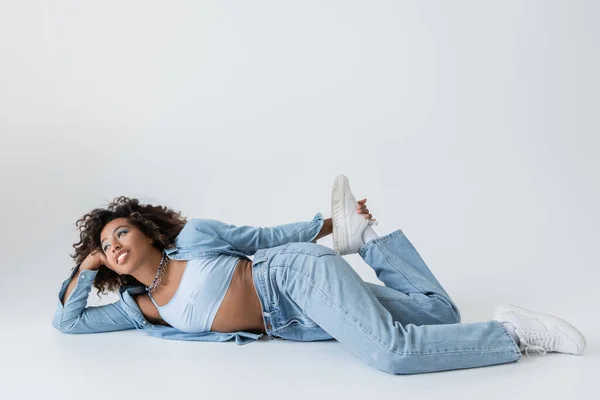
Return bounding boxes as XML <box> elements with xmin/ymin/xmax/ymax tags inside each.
<box><xmin>148</xmin><ymin>328</ymin><xmax>263</xmax><ymax>345</ymax></box>
<box><xmin>190</xmin><ymin>212</ymin><xmax>325</xmax><ymax>255</ymax></box>
<box><xmin>52</xmin><ymin>263</ymin><xmax>136</xmax><ymax>334</ymax></box>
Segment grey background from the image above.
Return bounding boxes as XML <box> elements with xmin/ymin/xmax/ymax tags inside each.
<box><xmin>1</xmin><ymin>0</ymin><xmax>598</xmax><ymax>399</ymax></box>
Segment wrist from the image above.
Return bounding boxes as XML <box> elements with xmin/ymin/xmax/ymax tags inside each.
<box><xmin>80</xmin><ymin>262</ymin><xmax>99</xmax><ymax>271</ymax></box>
<box><xmin>313</xmin><ymin>218</ymin><xmax>333</xmax><ymax>242</ymax></box>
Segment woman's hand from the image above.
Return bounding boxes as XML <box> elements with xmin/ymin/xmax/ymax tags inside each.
<box><xmin>313</xmin><ymin>198</ymin><xmax>375</xmax><ymax>244</ymax></box>
<box><xmin>356</xmin><ymin>198</ymin><xmax>374</xmax><ymax>220</ymax></box>
<box><xmin>81</xmin><ymin>249</ymin><xmax>108</xmax><ymax>271</ymax></box>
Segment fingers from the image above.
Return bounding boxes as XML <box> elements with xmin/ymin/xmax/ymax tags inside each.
<box><xmin>356</xmin><ymin>198</ymin><xmax>372</xmax><ymax>219</ymax></box>
<box><xmin>357</xmin><ymin>198</ymin><xmax>367</xmax><ymax>210</ymax></box>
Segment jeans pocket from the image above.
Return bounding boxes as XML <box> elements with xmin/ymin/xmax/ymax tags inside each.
<box><xmin>268</xmin><ymin>270</ymin><xmax>280</xmax><ymax>306</ymax></box>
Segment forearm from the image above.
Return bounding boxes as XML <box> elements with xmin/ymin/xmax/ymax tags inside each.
<box><xmin>61</xmin><ymin>268</ymin><xmax>85</xmax><ymax>305</ymax></box>
<box><xmin>311</xmin><ymin>217</ymin><xmax>333</xmax><ymax>243</ymax></box>
<box><xmin>61</xmin><ymin>262</ymin><xmax>96</xmax><ymax>305</ymax></box>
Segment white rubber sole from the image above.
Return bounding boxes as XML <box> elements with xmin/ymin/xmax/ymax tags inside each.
<box><xmin>494</xmin><ymin>304</ymin><xmax>587</xmax><ymax>354</ymax></box>
<box><xmin>331</xmin><ymin>174</ymin><xmax>349</xmax><ymax>255</ymax></box>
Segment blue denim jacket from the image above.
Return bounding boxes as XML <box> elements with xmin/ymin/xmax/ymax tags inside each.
<box><xmin>52</xmin><ymin>212</ymin><xmax>325</xmax><ymax>345</ymax></box>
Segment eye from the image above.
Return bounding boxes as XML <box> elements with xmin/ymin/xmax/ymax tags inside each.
<box><xmin>102</xmin><ymin>230</ymin><xmax>128</xmax><ymax>252</ymax></box>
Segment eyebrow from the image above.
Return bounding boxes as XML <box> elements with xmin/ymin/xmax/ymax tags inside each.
<box><xmin>101</xmin><ymin>225</ymin><xmax>129</xmax><ymax>244</ymax></box>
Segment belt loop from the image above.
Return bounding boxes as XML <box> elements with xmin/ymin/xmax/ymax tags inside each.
<box><xmin>253</xmin><ymin>248</ymin><xmax>268</xmax><ymax>265</ymax></box>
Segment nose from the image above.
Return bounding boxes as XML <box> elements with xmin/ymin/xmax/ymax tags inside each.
<box><xmin>112</xmin><ymin>243</ymin><xmax>121</xmax><ymax>253</ymax></box>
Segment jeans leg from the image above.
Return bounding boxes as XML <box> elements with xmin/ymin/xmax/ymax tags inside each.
<box><xmin>365</xmin><ymin>282</ymin><xmax>460</xmax><ymax>326</ymax></box>
<box><xmin>271</xmin><ymin>244</ymin><xmax>522</xmax><ymax>374</ymax></box>
<box><xmin>359</xmin><ymin>229</ymin><xmax>461</xmax><ymax>323</ymax></box>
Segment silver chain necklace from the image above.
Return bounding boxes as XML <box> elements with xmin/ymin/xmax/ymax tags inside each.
<box><xmin>146</xmin><ymin>251</ymin><xmax>170</xmax><ymax>293</ymax></box>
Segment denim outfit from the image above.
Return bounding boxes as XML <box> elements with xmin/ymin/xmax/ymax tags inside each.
<box><xmin>251</xmin><ymin>229</ymin><xmax>522</xmax><ymax>374</ymax></box>
<box><xmin>53</xmin><ymin>213</ymin><xmax>327</xmax><ymax>345</ymax></box>
<box><xmin>53</xmin><ymin>211</ymin><xmax>521</xmax><ymax>374</ymax></box>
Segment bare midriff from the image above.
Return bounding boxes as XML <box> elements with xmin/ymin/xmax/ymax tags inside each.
<box><xmin>209</xmin><ymin>259</ymin><xmax>266</xmax><ymax>334</ymax></box>
<box><xmin>143</xmin><ymin>258</ymin><xmax>266</xmax><ymax>334</ymax></box>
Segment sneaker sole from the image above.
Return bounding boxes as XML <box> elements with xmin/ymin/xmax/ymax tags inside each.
<box><xmin>331</xmin><ymin>174</ymin><xmax>349</xmax><ymax>255</ymax></box>
<box><xmin>494</xmin><ymin>304</ymin><xmax>587</xmax><ymax>354</ymax></box>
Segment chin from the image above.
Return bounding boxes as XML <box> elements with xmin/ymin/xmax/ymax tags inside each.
<box><xmin>110</xmin><ymin>265</ymin><xmax>128</xmax><ymax>275</ymax></box>
<box><xmin>119</xmin><ymin>265</ymin><xmax>134</xmax><ymax>275</ymax></box>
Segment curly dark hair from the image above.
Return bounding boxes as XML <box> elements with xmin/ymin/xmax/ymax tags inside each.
<box><xmin>70</xmin><ymin>196</ymin><xmax>188</xmax><ymax>299</ymax></box>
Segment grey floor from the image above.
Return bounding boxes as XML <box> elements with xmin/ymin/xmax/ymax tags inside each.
<box><xmin>3</xmin><ymin>246</ymin><xmax>597</xmax><ymax>400</ymax></box>
<box><xmin>4</xmin><ymin>324</ymin><xmax>598</xmax><ymax>400</ymax></box>
<box><xmin>2</xmin><ymin>1</ymin><xmax>598</xmax><ymax>398</ymax></box>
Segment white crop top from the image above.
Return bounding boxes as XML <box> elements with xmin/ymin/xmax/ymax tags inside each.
<box><xmin>148</xmin><ymin>254</ymin><xmax>241</xmax><ymax>333</ymax></box>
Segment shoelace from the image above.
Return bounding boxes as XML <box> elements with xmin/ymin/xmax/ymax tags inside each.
<box><xmin>516</xmin><ymin>329</ymin><xmax>557</xmax><ymax>357</ymax></box>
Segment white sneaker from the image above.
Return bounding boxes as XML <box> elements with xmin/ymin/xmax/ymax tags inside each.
<box><xmin>331</xmin><ymin>174</ymin><xmax>378</xmax><ymax>255</ymax></box>
<box><xmin>492</xmin><ymin>304</ymin><xmax>587</xmax><ymax>357</ymax></box>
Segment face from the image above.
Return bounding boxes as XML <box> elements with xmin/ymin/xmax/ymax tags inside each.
<box><xmin>99</xmin><ymin>217</ymin><xmax>154</xmax><ymax>275</ymax></box>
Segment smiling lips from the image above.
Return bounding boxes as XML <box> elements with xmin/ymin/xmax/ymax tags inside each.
<box><xmin>116</xmin><ymin>251</ymin><xmax>129</xmax><ymax>264</ymax></box>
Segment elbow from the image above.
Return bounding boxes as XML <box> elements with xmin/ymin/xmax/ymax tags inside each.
<box><xmin>52</xmin><ymin>314</ymin><xmax>78</xmax><ymax>334</ymax></box>
<box><xmin>52</xmin><ymin>321</ymin><xmax>70</xmax><ymax>334</ymax></box>
<box><xmin>52</xmin><ymin>312</ymin><xmax>64</xmax><ymax>332</ymax></box>
<box><xmin>52</xmin><ymin>318</ymin><xmax>71</xmax><ymax>333</ymax></box>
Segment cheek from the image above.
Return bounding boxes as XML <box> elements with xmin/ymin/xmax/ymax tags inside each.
<box><xmin>131</xmin><ymin>236</ymin><xmax>152</xmax><ymax>253</ymax></box>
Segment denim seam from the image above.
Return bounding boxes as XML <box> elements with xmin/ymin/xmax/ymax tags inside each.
<box><xmin>281</xmin><ymin>248</ymin><xmax>336</xmax><ymax>257</ymax></box>
<box><xmin>257</xmin><ymin>268</ymin><xmax>276</xmax><ymax>309</ymax></box>
<box><xmin>376</xmin><ymin>297</ymin><xmax>439</xmax><ymax>305</ymax></box>
<box><xmin>269</xmin><ymin>214</ymin><xmax>324</xmax><ymax>250</ymax></box>
<box><xmin>60</xmin><ymin>320</ymin><xmax>133</xmax><ymax>328</ymax></box>
<box><xmin>273</xmin><ymin>318</ymin><xmax>318</xmax><ymax>333</ymax></box>
<box><xmin>392</xmin><ymin>349</ymin><xmax>520</xmax><ymax>356</ymax></box>
<box><xmin>237</xmin><ymin>217</ymin><xmax>323</xmax><ymax>254</ymax></box>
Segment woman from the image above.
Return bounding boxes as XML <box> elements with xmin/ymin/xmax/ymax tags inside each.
<box><xmin>53</xmin><ymin>174</ymin><xmax>586</xmax><ymax>374</ymax></box>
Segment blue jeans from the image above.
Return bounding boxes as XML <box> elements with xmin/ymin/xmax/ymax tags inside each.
<box><xmin>251</xmin><ymin>229</ymin><xmax>522</xmax><ymax>374</ymax></box>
